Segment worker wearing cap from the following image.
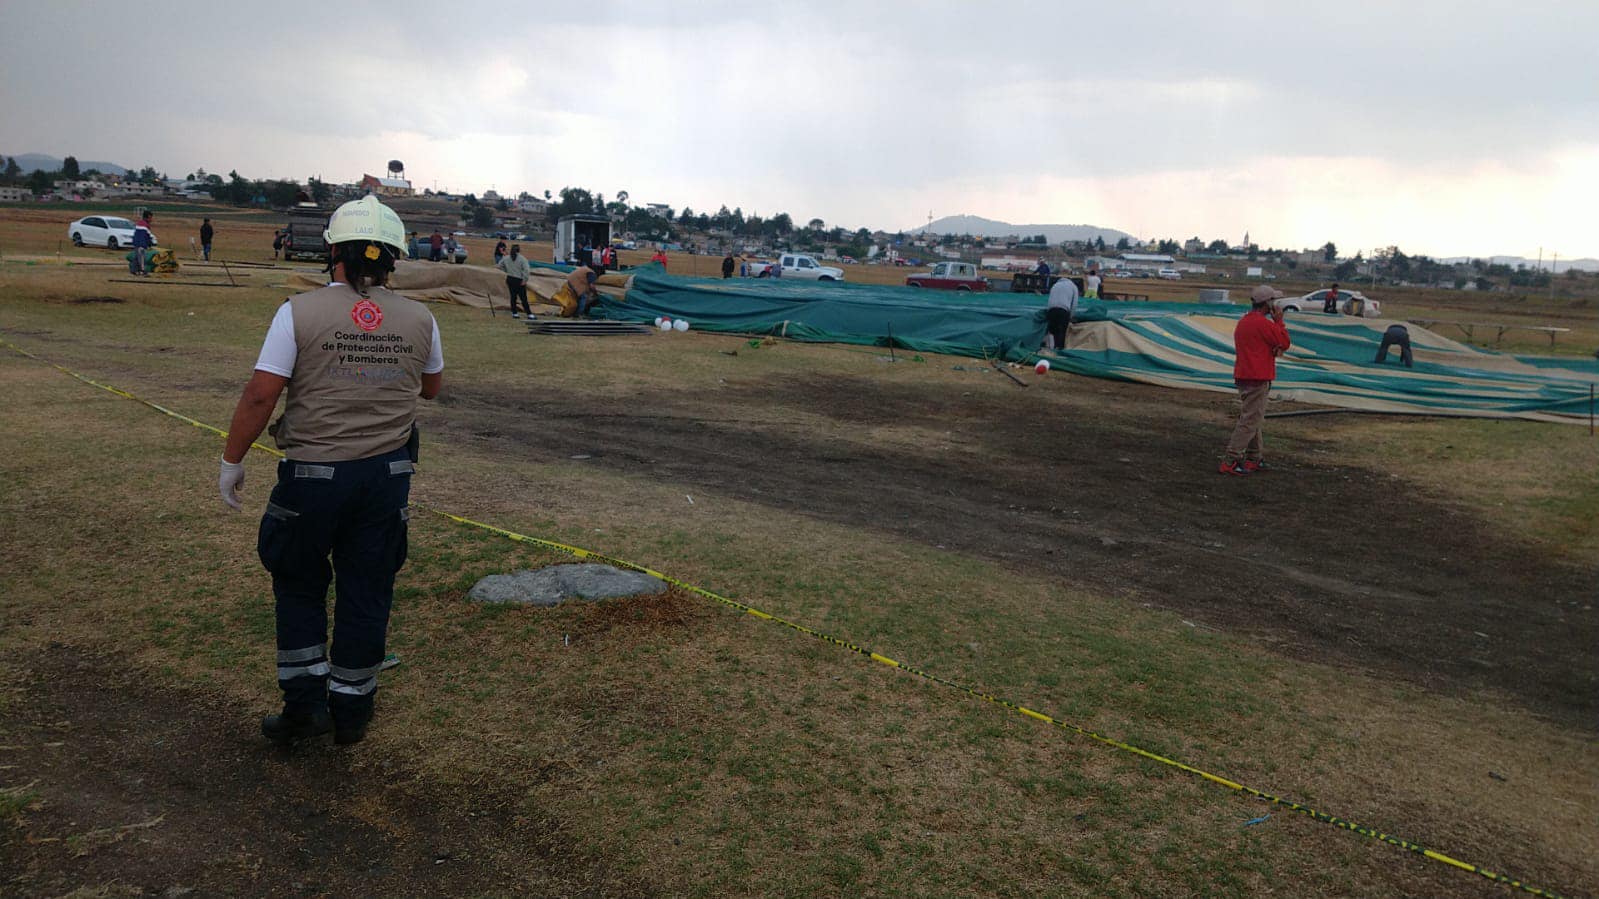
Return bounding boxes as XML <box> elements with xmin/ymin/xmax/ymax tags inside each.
<box><xmin>218</xmin><ymin>194</ymin><xmax>444</xmax><ymax>746</ymax></box>
<box><xmin>1221</xmin><ymin>285</ymin><xmax>1290</xmax><ymax>475</ymax></box>
<box><xmin>553</xmin><ymin>264</ymin><xmax>601</xmax><ymax>317</ymax></box>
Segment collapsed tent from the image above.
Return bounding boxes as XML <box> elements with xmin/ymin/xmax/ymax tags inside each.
<box><xmin>602</xmin><ymin>270</ymin><xmax>1596</xmax><ymax>423</ymax></box>
<box><xmin>286</xmin><ymin>261</ymin><xmax>1592</xmax><ymax>423</ymax></box>
<box><xmin>601</xmin><ymin>266</ymin><xmax>1048</xmax><ymax>359</ymax></box>
<box><xmin>1058</xmin><ymin>306</ymin><xmax>1599</xmax><ymax>423</ymax></box>
<box><xmin>285</xmin><ymin>260</ymin><xmax>628</xmax><ymax>308</ymax></box>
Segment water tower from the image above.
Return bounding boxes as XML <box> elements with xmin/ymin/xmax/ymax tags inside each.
<box><xmin>387</xmin><ymin>159</ymin><xmax>405</xmax><ymax>182</ymax></box>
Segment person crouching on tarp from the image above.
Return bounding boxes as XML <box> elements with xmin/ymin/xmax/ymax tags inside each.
<box><xmin>554</xmin><ymin>265</ymin><xmax>601</xmax><ymax>317</ymax></box>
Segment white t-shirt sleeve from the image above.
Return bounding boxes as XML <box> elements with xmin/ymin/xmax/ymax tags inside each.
<box><xmin>423</xmin><ymin>317</ymin><xmax>444</xmax><ymax>374</ymax></box>
<box><xmin>254</xmin><ymin>302</ymin><xmax>298</xmax><ymax>376</ymax></box>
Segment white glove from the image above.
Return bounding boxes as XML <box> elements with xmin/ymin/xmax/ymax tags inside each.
<box><xmin>219</xmin><ymin>458</ymin><xmax>246</xmax><ymax>511</ymax></box>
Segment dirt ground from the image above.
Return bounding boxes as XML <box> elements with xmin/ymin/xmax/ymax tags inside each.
<box><xmin>1</xmin><ymin>259</ymin><xmax>1593</xmax><ymax>893</ymax></box>
<box><xmin>429</xmin><ymin>369</ymin><xmax>1597</xmax><ymax>731</ymax></box>
<box><xmin>0</xmin><ymin>646</ymin><xmax>641</xmax><ymax>898</ymax></box>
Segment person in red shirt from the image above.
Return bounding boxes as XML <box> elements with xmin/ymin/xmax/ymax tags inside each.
<box><xmin>650</xmin><ymin>247</ymin><xmax>668</xmax><ymax>269</ymax></box>
<box><xmin>1221</xmin><ymin>285</ymin><xmax>1290</xmax><ymax>475</ymax></box>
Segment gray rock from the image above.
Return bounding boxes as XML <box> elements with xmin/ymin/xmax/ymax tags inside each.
<box><xmin>468</xmin><ymin>563</ymin><xmax>667</xmax><ymax>606</ymax></box>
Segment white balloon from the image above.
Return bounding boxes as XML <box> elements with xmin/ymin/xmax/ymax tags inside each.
<box><xmin>658</xmin><ymin>319</ymin><xmax>673</xmax><ymax>331</ymax></box>
<box><xmin>674</xmin><ymin>319</ymin><xmax>689</xmax><ymax>331</ymax></box>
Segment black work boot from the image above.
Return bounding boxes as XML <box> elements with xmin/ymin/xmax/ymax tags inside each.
<box><xmin>333</xmin><ymin>719</ymin><xmax>369</xmax><ymax>746</ymax></box>
<box><xmin>262</xmin><ymin>706</ymin><xmax>333</xmax><ymax>745</ymax></box>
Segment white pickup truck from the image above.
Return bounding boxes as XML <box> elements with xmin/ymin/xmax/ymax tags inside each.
<box><xmin>753</xmin><ymin>253</ymin><xmax>845</xmax><ymax>281</ymax></box>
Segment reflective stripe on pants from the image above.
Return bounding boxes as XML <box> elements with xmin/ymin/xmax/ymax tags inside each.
<box><xmin>258</xmin><ymin>447</ymin><xmax>411</xmax><ymax>719</ymax></box>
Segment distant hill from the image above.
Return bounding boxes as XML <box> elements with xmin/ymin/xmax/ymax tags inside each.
<box><xmin>1441</xmin><ymin>255</ymin><xmax>1599</xmax><ymax>273</ymax></box>
<box><xmin>3</xmin><ymin>152</ymin><xmax>129</xmax><ymax>176</ymax></box>
<box><xmin>911</xmin><ymin>214</ymin><xmax>1134</xmax><ymax>246</ymax></box>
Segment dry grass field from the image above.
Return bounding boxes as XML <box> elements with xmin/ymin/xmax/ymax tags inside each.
<box><xmin>1</xmin><ymin>202</ymin><xmax>1596</xmax><ymax>897</ymax></box>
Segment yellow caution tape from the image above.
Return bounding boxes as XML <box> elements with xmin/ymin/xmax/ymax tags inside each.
<box><xmin>0</xmin><ymin>335</ymin><xmax>1566</xmax><ymax>898</ymax></box>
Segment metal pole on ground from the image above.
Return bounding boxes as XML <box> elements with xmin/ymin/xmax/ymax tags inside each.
<box><xmin>220</xmin><ymin>259</ymin><xmax>237</xmax><ymax>287</ymax></box>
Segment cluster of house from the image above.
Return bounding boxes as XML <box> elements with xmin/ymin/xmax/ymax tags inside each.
<box><xmin>0</xmin><ymin>177</ymin><xmax>168</xmax><ymax>203</ymax></box>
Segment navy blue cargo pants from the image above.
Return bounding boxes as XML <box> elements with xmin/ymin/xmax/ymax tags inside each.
<box><xmin>257</xmin><ymin>447</ymin><xmax>412</xmax><ymax>726</ymax></box>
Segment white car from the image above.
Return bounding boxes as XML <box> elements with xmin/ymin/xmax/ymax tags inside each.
<box><xmin>768</xmin><ymin>253</ymin><xmax>845</xmax><ymax>281</ymax></box>
<box><xmin>1157</xmin><ymin>268</ymin><xmax>1181</xmax><ymax>280</ymax></box>
<box><xmin>1276</xmin><ymin>289</ymin><xmax>1382</xmax><ymax>318</ymax></box>
<box><xmin>68</xmin><ymin>215</ymin><xmax>149</xmax><ymax>249</ymax></box>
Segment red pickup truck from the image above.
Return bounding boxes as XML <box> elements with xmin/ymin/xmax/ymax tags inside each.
<box><xmin>905</xmin><ymin>261</ymin><xmax>990</xmax><ymax>292</ymax></box>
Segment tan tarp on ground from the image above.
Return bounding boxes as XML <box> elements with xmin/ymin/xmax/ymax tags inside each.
<box><xmin>285</xmin><ymin>260</ymin><xmax>630</xmax><ymax>311</ymax></box>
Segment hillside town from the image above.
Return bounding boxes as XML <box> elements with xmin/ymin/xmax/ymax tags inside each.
<box><xmin>0</xmin><ymin>153</ymin><xmax>1577</xmax><ymax>294</ymax></box>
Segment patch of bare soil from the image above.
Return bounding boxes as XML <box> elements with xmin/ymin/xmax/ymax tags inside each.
<box><xmin>0</xmin><ymin>646</ymin><xmax>645</xmax><ymax>898</ymax></box>
<box><xmin>428</xmin><ymin>371</ymin><xmax>1597</xmax><ymax>729</ymax></box>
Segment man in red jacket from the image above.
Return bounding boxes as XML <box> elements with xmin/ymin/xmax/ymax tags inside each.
<box><xmin>1221</xmin><ymin>285</ymin><xmax>1290</xmax><ymax>474</ymax></box>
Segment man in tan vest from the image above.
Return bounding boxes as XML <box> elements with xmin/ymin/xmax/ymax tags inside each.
<box><xmin>218</xmin><ymin>194</ymin><xmax>443</xmax><ymax>746</ymax></box>
<box><xmin>553</xmin><ymin>264</ymin><xmax>601</xmax><ymax>317</ymax></box>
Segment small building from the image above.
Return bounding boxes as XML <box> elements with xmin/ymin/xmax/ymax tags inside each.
<box><xmin>53</xmin><ymin>179</ymin><xmax>109</xmax><ymax>195</ymax></box>
<box><xmin>1118</xmin><ymin>252</ymin><xmax>1175</xmax><ymax>272</ymax></box>
<box><xmin>981</xmin><ymin>255</ymin><xmax>1043</xmax><ymax>271</ymax></box>
<box><xmin>0</xmin><ymin>186</ymin><xmax>30</xmax><ymax>202</ymax></box>
<box><xmin>645</xmin><ymin>203</ymin><xmax>672</xmax><ymax>217</ymax></box>
<box><xmin>360</xmin><ymin>174</ymin><xmax>414</xmax><ymax>197</ymax></box>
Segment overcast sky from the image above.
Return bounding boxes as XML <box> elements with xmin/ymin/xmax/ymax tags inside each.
<box><xmin>4</xmin><ymin>0</ymin><xmax>1595</xmax><ymax>259</ymax></box>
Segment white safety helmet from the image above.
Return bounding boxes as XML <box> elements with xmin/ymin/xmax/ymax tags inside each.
<box><xmin>323</xmin><ymin>194</ymin><xmax>407</xmax><ymax>259</ymax></box>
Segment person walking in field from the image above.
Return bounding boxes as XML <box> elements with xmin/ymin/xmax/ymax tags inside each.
<box><xmin>429</xmin><ymin>230</ymin><xmax>444</xmax><ymax>262</ymax></box>
<box><xmin>1324</xmin><ymin>282</ymin><xmax>1340</xmax><ymax>314</ymax></box>
<box><xmin>497</xmin><ymin>243</ymin><xmax>534</xmax><ymax>319</ymax></box>
<box><xmin>272</xmin><ymin>229</ymin><xmax>284</xmax><ymax>260</ymax></box>
<box><xmin>199</xmin><ymin>218</ymin><xmax>214</xmax><ymax>261</ymax></box>
<box><xmin>218</xmin><ymin>194</ymin><xmax>444</xmax><ymax>747</ymax></box>
<box><xmin>721</xmin><ymin>251</ymin><xmax>735</xmax><ymax>279</ymax></box>
<box><xmin>493</xmin><ymin>239</ymin><xmax>507</xmax><ymax>264</ymax></box>
<box><xmin>1220</xmin><ymin>285</ymin><xmax>1290</xmax><ymax>475</ymax></box>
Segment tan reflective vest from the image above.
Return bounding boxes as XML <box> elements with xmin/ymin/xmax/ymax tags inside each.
<box><xmin>271</xmin><ymin>283</ymin><xmax>436</xmax><ymax>462</ymax></box>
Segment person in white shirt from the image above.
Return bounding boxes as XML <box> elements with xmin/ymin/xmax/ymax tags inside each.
<box><xmin>218</xmin><ymin>195</ymin><xmax>443</xmax><ymax>747</ymax></box>
<box><xmin>496</xmin><ymin>243</ymin><xmax>534</xmax><ymax>318</ymax></box>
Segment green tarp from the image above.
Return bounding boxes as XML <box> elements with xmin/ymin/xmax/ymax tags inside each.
<box><xmin>1051</xmin><ymin>308</ymin><xmax>1599</xmax><ymax>422</ymax></box>
<box><xmin>598</xmin><ymin>269</ymin><xmax>1596</xmax><ymax>423</ymax></box>
<box><xmin>601</xmin><ymin>267</ymin><xmax>1049</xmax><ymax>360</ymax></box>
